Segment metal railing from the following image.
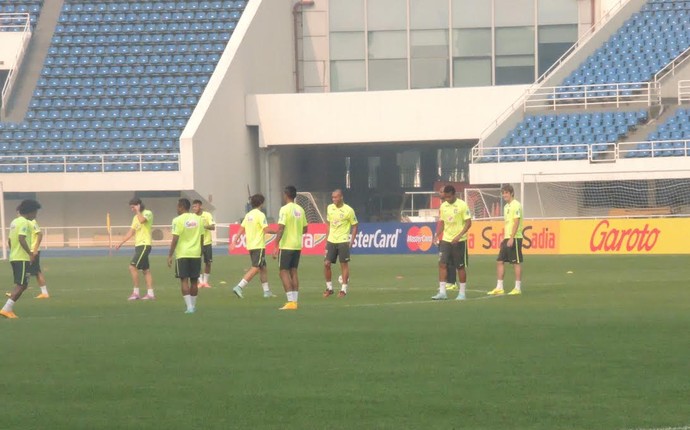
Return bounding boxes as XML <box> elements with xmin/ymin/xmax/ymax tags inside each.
<box><xmin>472</xmin><ymin>139</ymin><xmax>690</xmax><ymax>163</ymax></box>
<box><xmin>524</xmin><ymin>81</ymin><xmax>661</xmax><ymax>110</ymax></box>
<box><xmin>679</xmin><ymin>80</ymin><xmax>690</xmax><ymax>105</ymax></box>
<box><xmin>0</xmin><ymin>152</ymin><xmax>181</xmax><ymax>173</ymax></box>
<box><xmin>654</xmin><ymin>45</ymin><xmax>690</xmax><ymax>84</ymax></box>
<box><xmin>477</xmin><ymin>0</ymin><xmax>633</xmax><ymax>144</ymax></box>
<box><xmin>0</xmin><ymin>13</ymin><xmax>31</xmax><ymax>119</ymax></box>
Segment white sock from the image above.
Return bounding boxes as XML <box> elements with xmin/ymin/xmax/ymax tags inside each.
<box><xmin>205</xmin><ymin>273</ymin><xmax>210</xmax><ymax>284</ymax></box>
<box><xmin>2</xmin><ymin>299</ymin><xmax>15</xmax><ymax>312</ymax></box>
<box><xmin>459</xmin><ymin>283</ymin><xmax>466</xmax><ymax>295</ymax></box>
<box><xmin>261</xmin><ymin>282</ymin><xmax>270</xmax><ymax>293</ymax></box>
<box><xmin>496</xmin><ymin>280</ymin><xmax>504</xmax><ymax>290</ymax></box>
<box><xmin>293</xmin><ymin>291</ymin><xmax>299</xmax><ymax>302</ymax></box>
<box><xmin>147</xmin><ymin>289</ymin><xmax>154</xmax><ymax>297</ymax></box>
<box><xmin>133</xmin><ymin>287</ymin><xmax>140</xmax><ymax>296</ymax></box>
<box><xmin>515</xmin><ymin>281</ymin><xmax>521</xmax><ymax>291</ymax></box>
<box><xmin>341</xmin><ymin>284</ymin><xmax>348</xmax><ymax>293</ymax></box>
<box><xmin>285</xmin><ymin>291</ymin><xmax>292</xmax><ymax>301</ymax></box>
<box><xmin>191</xmin><ymin>295</ymin><xmax>197</xmax><ymax>308</ymax></box>
<box><xmin>183</xmin><ymin>295</ymin><xmax>193</xmax><ymax>310</ymax></box>
<box><xmin>40</xmin><ymin>286</ymin><xmax>48</xmax><ymax>295</ymax></box>
<box><xmin>439</xmin><ymin>282</ymin><xmax>447</xmax><ymax>295</ymax></box>
<box><xmin>326</xmin><ymin>281</ymin><xmax>333</xmax><ymax>291</ymax></box>
<box><xmin>238</xmin><ymin>279</ymin><xmax>248</xmax><ymax>288</ymax></box>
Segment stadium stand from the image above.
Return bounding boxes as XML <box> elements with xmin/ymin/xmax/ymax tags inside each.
<box><xmin>0</xmin><ymin>0</ymin><xmax>43</xmax><ymax>29</ymax></box>
<box><xmin>621</xmin><ymin>107</ymin><xmax>690</xmax><ymax>158</ymax></box>
<box><xmin>0</xmin><ymin>0</ymin><xmax>247</xmax><ymax>173</ymax></box>
<box><xmin>558</xmin><ymin>0</ymin><xmax>690</xmax><ymax>98</ymax></box>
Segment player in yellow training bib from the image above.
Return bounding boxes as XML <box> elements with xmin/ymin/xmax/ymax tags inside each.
<box><xmin>116</xmin><ymin>197</ymin><xmax>155</xmax><ymax>301</ymax></box>
<box><xmin>431</xmin><ymin>185</ymin><xmax>472</xmax><ymax>301</ymax></box>
<box><xmin>274</xmin><ymin>186</ymin><xmax>308</xmax><ymax>311</ymax></box>
<box><xmin>168</xmin><ymin>198</ymin><xmax>204</xmax><ymax>314</ymax></box>
<box><xmin>323</xmin><ymin>189</ymin><xmax>358</xmax><ymax>298</ymax></box>
<box><xmin>488</xmin><ymin>184</ymin><xmax>524</xmax><ymax>296</ymax></box>
<box><xmin>192</xmin><ymin>199</ymin><xmax>216</xmax><ymax>288</ymax></box>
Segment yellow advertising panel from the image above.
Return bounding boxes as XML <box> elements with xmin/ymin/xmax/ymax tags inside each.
<box><xmin>467</xmin><ymin>220</ymin><xmax>560</xmax><ymax>255</ymax></box>
<box><xmin>560</xmin><ymin>218</ymin><xmax>690</xmax><ymax>255</ymax></box>
<box><xmin>468</xmin><ymin>218</ymin><xmax>690</xmax><ymax>255</ymax></box>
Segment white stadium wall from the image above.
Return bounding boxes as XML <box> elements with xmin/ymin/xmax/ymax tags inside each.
<box><xmin>181</xmin><ymin>0</ymin><xmax>295</xmax><ymax>221</ymax></box>
<box><xmin>0</xmin><ymin>33</ymin><xmax>27</xmax><ymax>70</ymax></box>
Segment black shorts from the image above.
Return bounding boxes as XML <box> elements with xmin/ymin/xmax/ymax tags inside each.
<box><xmin>439</xmin><ymin>241</ymin><xmax>468</xmax><ymax>269</ymax></box>
<box><xmin>249</xmin><ymin>249</ymin><xmax>266</xmax><ymax>268</ymax></box>
<box><xmin>130</xmin><ymin>245</ymin><xmax>151</xmax><ymax>271</ymax></box>
<box><xmin>11</xmin><ymin>261</ymin><xmax>30</xmax><ymax>287</ymax></box>
<box><xmin>325</xmin><ymin>242</ymin><xmax>350</xmax><ymax>264</ymax></box>
<box><xmin>279</xmin><ymin>250</ymin><xmax>301</xmax><ymax>270</ymax></box>
<box><xmin>175</xmin><ymin>258</ymin><xmax>201</xmax><ymax>279</ymax></box>
<box><xmin>497</xmin><ymin>238</ymin><xmax>524</xmax><ymax>264</ymax></box>
<box><xmin>27</xmin><ymin>252</ymin><xmax>41</xmax><ymax>275</ymax></box>
<box><xmin>202</xmin><ymin>244</ymin><xmax>213</xmax><ymax>264</ymax></box>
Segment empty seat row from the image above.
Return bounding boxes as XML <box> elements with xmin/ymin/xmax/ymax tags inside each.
<box><xmin>62</xmin><ymin>1</ymin><xmax>246</xmax><ymax>13</ymax></box>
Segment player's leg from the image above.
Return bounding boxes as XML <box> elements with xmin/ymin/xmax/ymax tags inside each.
<box><xmin>1</xmin><ymin>262</ymin><xmax>29</xmax><ymax>318</ymax></box>
<box><xmin>455</xmin><ymin>242</ymin><xmax>468</xmax><ymax>300</ymax></box>
<box><xmin>323</xmin><ymin>242</ymin><xmax>337</xmax><ymax>297</ymax></box>
<box><xmin>433</xmin><ymin>242</ymin><xmax>450</xmax><ymax>300</ymax></box>
<box><xmin>233</xmin><ymin>250</ymin><xmax>263</xmax><ymax>298</ymax></box>
<box><xmin>259</xmin><ymin>265</ymin><xmax>274</xmax><ymax>298</ymax></box>
<box><xmin>337</xmin><ymin>243</ymin><xmax>351</xmax><ymax>297</ymax></box>
<box><xmin>489</xmin><ymin>240</ymin><xmax>508</xmax><ymax>295</ymax></box>
<box><xmin>279</xmin><ymin>251</ymin><xmax>299</xmax><ymax>310</ymax></box>
<box><xmin>189</xmin><ymin>258</ymin><xmax>201</xmax><ymax>309</ymax></box>
<box><xmin>446</xmin><ymin>263</ymin><xmax>457</xmax><ymax>291</ymax></box>
<box><xmin>508</xmin><ymin>239</ymin><xmax>523</xmax><ymax>295</ymax></box>
<box><xmin>35</xmin><ymin>271</ymin><xmax>49</xmax><ymax>298</ymax></box>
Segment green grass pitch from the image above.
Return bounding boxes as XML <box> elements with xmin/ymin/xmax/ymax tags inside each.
<box><xmin>1</xmin><ymin>253</ymin><xmax>689</xmax><ymax>430</ymax></box>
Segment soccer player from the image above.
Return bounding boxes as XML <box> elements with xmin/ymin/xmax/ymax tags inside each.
<box><xmin>432</xmin><ymin>185</ymin><xmax>472</xmax><ymax>301</ymax></box>
<box><xmin>231</xmin><ymin>194</ymin><xmax>276</xmax><ymax>299</ymax></box>
<box><xmin>488</xmin><ymin>184</ymin><xmax>523</xmax><ymax>296</ymax></box>
<box><xmin>192</xmin><ymin>199</ymin><xmax>215</xmax><ymax>288</ymax></box>
<box><xmin>437</xmin><ymin>188</ymin><xmax>458</xmax><ymax>291</ymax></box>
<box><xmin>1</xmin><ymin>199</ymin><xmax>41</xmax><ymax>319</ymax></box>
<box><xmin>29</xmin><ymin>216</ymin><xmax>50</xmax><ymax>299</ymax></box>
<box><xmin>167</xmin><ymin>198</ymin><xmax>204</xmax><ymax>314</ymax></box>
<box><xmin>273</xmin><ymin>186</ymin><xmax>307</xmax><ymax>310</ymax></box>
<box><xmin>116</xmin><ymin>198</ymin><xmax>155</xmax><ymax>300</ymax></box>
<box><xmin>323</xmin><ymin>189</ymin><xmax>358</xmax><ymax>298</ymax></box>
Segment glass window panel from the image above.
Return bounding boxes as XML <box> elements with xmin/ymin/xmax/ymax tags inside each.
<box><xmin>369</xmin><ymin>59</ymin><xmax>408</xmax><ymax>90</ymax></box>
<box><xmin>452</xmin><ymin>28</ymin><xmax>491</xmax><ymax>57</ymax></box>
<box><xmin>329</xmin><ymin>0</ymin><xmax>365</xmax><ymax>32</ymax></box>
<box><xmin>538</xmin><ymin>24</ymin><xmax>577</xmax><ymax>75</ymax></box>
<box><xmin>496</xmin><ymin>55</ymin><xmax>534</xmax><ymax>85</ymax></box>
<box><xmin>330</xmin><ymin>60</ymin><xmax>366</xmax><ymax>92</ymax></box>
<box><xmin>538</xmin><ymin>0</ymin><xmax>578</xmax><ymax>25</ymax></box>
<box><xmin>452</xmin><ymin>0</ymin><xmax>491</xmax><ymax>28</ymax></box>
<box><xmin>397</xmin><ymin>150</ymin><xmax>421</xmax><ymax>188</ymax></box>
<box><xmin>367</xmin><ymin>0</ymin><xmax>406</xmax><ymax>31</ymax></box>
<box><xmin>411</xmin><ymin>58</ymin><xmax>449</xmax><ymax>89</ymax></box>
<box><xmin>330</xmin><ymin>32</ymin><xmax>365</xmax><ymax>61</ymax></box>
<box><xmin>453</xmin><ymin>58</ymin><xmax>492</xmax><ymax>87</ymax></box>
<box><xmin>411</xmin><ymin>30</ymin><xmax>449</xmax><ymax>58</ymax></box>
<box><xmin>368</xmin><ymin>31</ymin><xmax>407</xmax><ymax>59</ymax></box>
<box><xmin>495</xmin><ymin>0</ymin><xmax>534</xmax><ymax>27</ymax></box>
<box><xmin>496</xmin><ymin>26</ymin><xmax>535</xmax><ymax>56</ymax></box>
<box><xmin>410</xmin><ymin>0</ymin><xmax>448</xmax><ymax>30</ymax></box>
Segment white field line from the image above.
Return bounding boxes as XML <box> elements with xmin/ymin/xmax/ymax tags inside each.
<box><xmin>624</xmin><ymin>427</ymin><xmax>690</xmax><ymax>430</ymax></box>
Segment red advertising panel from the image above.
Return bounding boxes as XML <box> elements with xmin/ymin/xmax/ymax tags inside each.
<box><xmin>228</xmin><ymin>223</ymin><xmax>328</xmax><ymax>255</ymax></box>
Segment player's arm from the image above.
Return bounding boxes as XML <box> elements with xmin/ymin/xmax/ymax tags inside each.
<box><xmin>433</xmin><ymin>219</ymin><xmax>444</xmax><ymax>245</ymax></box>
<box><xmin>349</xmin><ymin>222</ymin><xmax>358</xmax><ymax>248</ymax></box>
<box><xmin>134</xmin><ymin>206</ymin><xmax>148</xmax><ymax>224</ymax></box>
<box><xmin>33</xmin><ymin>231</ymin><xmax>43</xmax><ymax>253</ymax></box>
<box><xmin>452</xmin><ymin>218</ymin><xmax>472</xmax><ymax>244</ymax></box>
<box><xmin>205</xmin><ymin>216</ymin><xmax>216</xmax><ymax>231</ymax></box>
<box><xmin>273</xmin><ymin>224</ymin><xmax>285</xmax><ymax>258</ymax></box>
<box><xmin>167</xmin><ymin>234</ymin><xmax>179</xmax><ymax>267</ymax></box>
<box><xmin>230</xmin><ymin>226</ymin><xmax>246</xmax><ymax>251</ymax></box>
<box><xmin>508</xmin><ymin>215</ymin><xmax>520</xmax><ymax>247</ymax></box>
<box><xmin>116</xmin><ymin>228</ymin><xmax>135</xmax><ymax>250</ymax></box>
<box><xmin>18</xmin><ymin>234</ymin><xmax>34</xmax><ymax>263</ymax></box>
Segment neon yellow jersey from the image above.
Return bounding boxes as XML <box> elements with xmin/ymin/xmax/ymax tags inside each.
<box><xmin>131</xmin><ymin>209</ymin><xmax>154</xmax><ymax>246</ymax></box>
<box><xmin>326</xmin><ymin>203</ymin><xmax>358</xmax><ymax>243</ymax></box>
<box><xmin>199</xmin><ymin>211</ymin><xmax>215</xmax><ymax>246</ymax></box>
<box><xmin>278</xmin><ymin>202</ymin><xmax>307</xmax><ymax>250</ymax></box>
<box><xmin>241</xmin><ymin>208</ymin><xmax>268</xmax><ymax>250</ymax></box>
<box><xmin>171</xmin><ymin>213</ymin><xmax>203</xmax><ymax>258</ymax></box>
<box><xmin>31</xmin><ymin>219</ymin><xmax>41</xmax><ymax>252</ymax></box>
<box><xmin>9</xmin><ymin>216</ymin><xmax>32</xmax><ymax>262</ymax></box>
<box><xmin>439</xmin><ymin>199</ymin><xmax>472</xmax><ymax>242</ymax></box>
<box><xmin>504</xmin><ymin>199</ymin><xmax>524</xmax><ymax>239</ymax></box>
